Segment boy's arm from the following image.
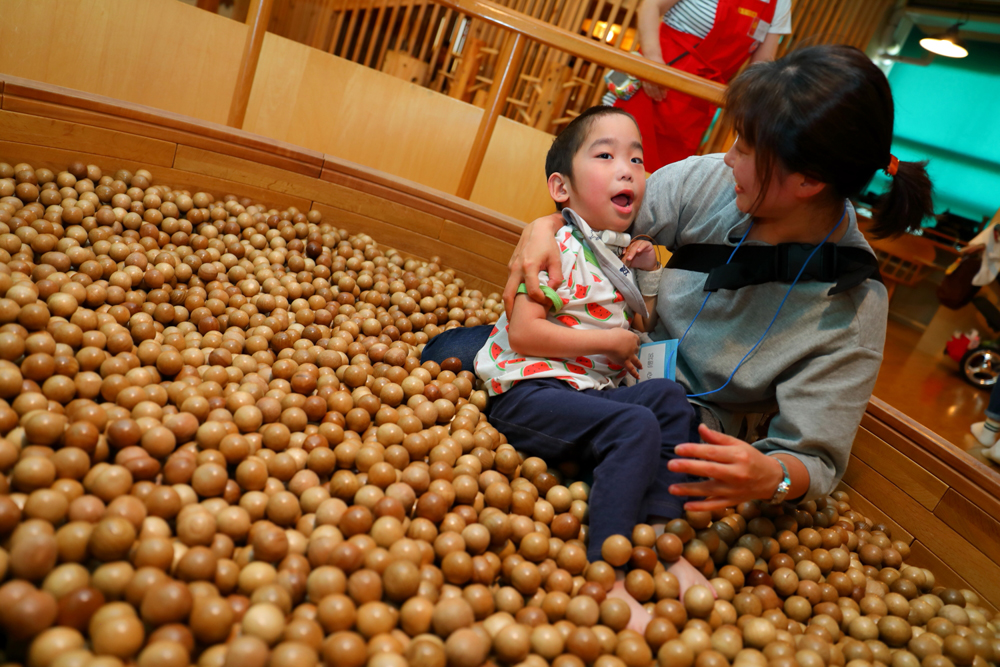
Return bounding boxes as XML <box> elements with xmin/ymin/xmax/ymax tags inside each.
<box><xmin>507</xmin><ymin>294</ymin><xmax>641</xmax><ymax>374</ymax></box>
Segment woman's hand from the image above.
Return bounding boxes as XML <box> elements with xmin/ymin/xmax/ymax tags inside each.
<box><xmin>666</xmin><ymin>424</ymin><xmax>785</xmax><ymax>511</ymax></box>
<box><xmin>623</xmin><ymin>240</ymin><xmax>659</xmax><ymax>270</ymax></box>
<box><xmin>503</xmin><ymin>213</ymin><xmax>564</xmax><ymax>314</ymax></box>
<box><xmin>642</xmin><ymin>81</ymin><xmax>666</xmax><ymax>102</ymax></box>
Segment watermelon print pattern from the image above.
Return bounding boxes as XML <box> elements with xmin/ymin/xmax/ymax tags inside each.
<box><xmin>473</xmin><ymin>222</ymin><xmax>633</xmax><ymax>396</ymax></box>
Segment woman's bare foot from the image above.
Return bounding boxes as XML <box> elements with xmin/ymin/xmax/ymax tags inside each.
<box><xmin>607</xmin><ymin>572</ymin><xmax>653</xmax><ymax>634</ymax></box>
<box><xmin>664</xmin><ymin>557</ymin><xmax>715</xmax><ymax>599</ymax></box>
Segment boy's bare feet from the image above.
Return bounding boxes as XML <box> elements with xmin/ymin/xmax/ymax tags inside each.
<box><xmin>664</xmin><ymin>557</ymin><xmax>715</xmax><ymax>599</ymax></box>
<box><xmin>607</xmin><ymin>572</ymin><xmax>653</xmax><ymax>634</ymax></box>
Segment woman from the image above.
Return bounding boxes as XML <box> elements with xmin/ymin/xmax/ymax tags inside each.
<box><xmin>614</xmin><ymin>0</ymin><xmax>792</xmax><ymax>172</ymax></box>
<box><xmin>426</xmin><ymin>44</ymin><xmax>933</xmax><ymax>513</ymax></box>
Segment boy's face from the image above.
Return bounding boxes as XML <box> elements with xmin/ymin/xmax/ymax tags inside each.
<box><xmin>549</xmin><ymin>114</ymin><xmax>645</xmax><ymax>233</ymax></box>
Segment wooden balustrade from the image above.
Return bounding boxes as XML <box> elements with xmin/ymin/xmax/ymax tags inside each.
<box><xmin>228</xmin><ymin>0</ymin><xmax>276</xmax><ymax>128</ymax></box>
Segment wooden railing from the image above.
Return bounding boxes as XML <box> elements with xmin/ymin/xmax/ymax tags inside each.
<box><xmin>225</xmin><ymin>0</ymin><xmax>725</xmax><ymax>200</ymax></box>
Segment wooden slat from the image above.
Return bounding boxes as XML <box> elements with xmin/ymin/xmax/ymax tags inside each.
<box><xmin>841</xmin><ymin>455</ymin><xmax>1000</xmax><ymax>607</ymax></box>
<box><xmin>320</xmin><ymin>165</ymin><xmax>523</xmax><ymax>245</ymax></box>
<box><xmin>0</xmin><ymin>110</ymin><xmax>177</xmax><ymax>168</ymax></box>
<box><xmin>2</xmin><ymin>95</ymin><xmax>321</xmax><ymax>178</ymax></box>
<box><xmin>435</xmin><ymin>0</ymin><xmax>725</xmax><ymax>104</ymax></box>
<box><xmin>850</xmin><ymin>427</ymin><xmax>947</xmax><ymax>510</ymax></box>
<box><xmin>0</xmin><ymin>140</ymin><xmax>311</xmax><ymax>212</ymax></box>
<box><xmin>312</xmin><ymin>203</ymin><xmax>508</xmax><ymax>287</ymax></box>
<box><xmin>906</xmin><ymin>541</ymin><xmax>998</xmax><ymax>615</ymax></box>
<box><xmin>229</xmin><ymin>0</ymin><xmax>275</xmax><ymax>128</ymax></box>
<box><xmin>933</xmin><ymin>488</ymin><xmax>1000</xmax><ymax>568</ymax></box>
<box><xmin>835</xmin><ymin>480</ymin><xmax>914</xmax><ymax>545</ymax></box>
<box><xmin>458</xmin><ymin>32</ymin><xmax>526</xmax><ymax>198</ymax></box>
<box><xmin>440</xmin><ymin>220</ymin><xmax>515</xmax><ymax>265</ymax></box>
<box><xmin>0</xmin><ymin>74</ymin><xmax>324</xmax><ymax>169</ymax></box>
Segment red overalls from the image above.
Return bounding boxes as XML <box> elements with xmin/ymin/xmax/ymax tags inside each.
<box><xmin>616</xmin><ymin>0</ymin><xmax>777</xmax><ymax>172</ymax></box>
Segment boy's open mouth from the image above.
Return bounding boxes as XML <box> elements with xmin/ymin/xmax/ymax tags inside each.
<box><xmin>611</xmin><ymin>191</ymin><xmax>633</xmax><ymax>210</ymax></box>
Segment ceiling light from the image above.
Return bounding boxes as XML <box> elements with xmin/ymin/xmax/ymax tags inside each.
<box><xmin>920</xmin><ymin>23</ymin><xmax>969</xmax><ymax>58</ymax></box>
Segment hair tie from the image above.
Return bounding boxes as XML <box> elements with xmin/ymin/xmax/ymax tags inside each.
<box><xmin>885</xmin><ymin>155</ymin><xmax>899</xmax><ymax>177</ymax></box>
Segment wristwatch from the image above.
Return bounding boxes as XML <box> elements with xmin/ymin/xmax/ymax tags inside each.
<box><xmin>768</xmin><ymin>457</ymin><xmax>792</xmax><ymax>505</ymax></box>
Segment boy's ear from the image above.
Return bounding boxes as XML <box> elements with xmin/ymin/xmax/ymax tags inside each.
<box><xmin>547</xmin><ymin>172</ymin><xmax>571</xmax><ymax>205</ymax></box>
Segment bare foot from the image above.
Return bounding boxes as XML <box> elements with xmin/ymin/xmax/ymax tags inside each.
<box><xmin>607</xmin><ymin>573</ymin><xmax>653</xmax><ymax>635</ymax></box>
<box><xmin>664</xmin><ymin>557</ymin><xmax>715</xmax><ymax>599</ymax></box>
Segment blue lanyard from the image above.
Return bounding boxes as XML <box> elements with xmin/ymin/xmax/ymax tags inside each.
<box><xmin>680</xmin><ymin>205</ymin><xmax>848</xmax><ymax>399</ymax></box>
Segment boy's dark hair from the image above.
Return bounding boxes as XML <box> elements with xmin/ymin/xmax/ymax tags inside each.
<box><xmin>727</xmin><ymin>44</ymin><xmax>933</xmax><ymax>238</ymax></box>
<box><xmin>545</xmin><ymin>106</ymin><xmax>639</xmax><ymax>181</ymax></box>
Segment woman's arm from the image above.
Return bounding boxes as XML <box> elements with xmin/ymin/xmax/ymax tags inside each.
<box><xmin>503</xmin><ymin>213</ymin><xmax>565</xmax><ymax>314</ymax></box>
<box><xmin>749</xmin><ymin>33</ymin><xmax>781</xmax><ymax>64</ymax></box>
<box><xmin>635</xmin><ymin>0</ymin><xmax>684</xmax><ymax>102</ymax></box>
<box><xmin>668</xmin><ymin>338</ymin><xmax>883</xmax><ymax>509</ymax></box>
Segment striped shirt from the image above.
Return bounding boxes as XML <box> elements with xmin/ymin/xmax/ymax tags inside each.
<box><xmin>663</xmin><ymin>0</ymin><xmax>792</xmax><ymax>39</ymax></box>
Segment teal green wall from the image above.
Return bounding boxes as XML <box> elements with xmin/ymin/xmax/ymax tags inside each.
<box><xmin>868</xmin><ymin>30</ymin><xmax>1000</xmax><ymax>226</ymax></box>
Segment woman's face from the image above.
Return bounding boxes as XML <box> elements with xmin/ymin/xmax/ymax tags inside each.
<box><xmin>723</xmin><ymin>137</ymin><xmax>799</xmax><ymax>217</ymax></box>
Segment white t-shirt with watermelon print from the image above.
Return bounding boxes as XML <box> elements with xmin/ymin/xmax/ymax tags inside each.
<box><xmin>475</xmin><ymin>224</ymin><xmax>634</xmax><ymax>396</ymax></box>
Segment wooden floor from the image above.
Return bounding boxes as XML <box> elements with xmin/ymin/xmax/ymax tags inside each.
<box><xmin>874</xmin><ymin>318</ymin><xmax>996</xmax><ymax>466</ymax></box>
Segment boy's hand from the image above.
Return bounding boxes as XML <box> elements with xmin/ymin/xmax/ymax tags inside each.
<box><xmin>623</xmin><ymin>240</ymin><xmax>659</xmax><ymax>271</ymax></box>
<box><xmin>606</xmin><ymin>328</ymin><xmax>642</xmax><ymax>379</ymax></box>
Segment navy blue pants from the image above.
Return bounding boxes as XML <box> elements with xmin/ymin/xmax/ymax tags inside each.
<box><xmin>425</xmin><ymin>326</ymin><xmax>701</xmax><ymax>560</ymax></box>
<box><xmin>488</xmin><ymin>377</ymin><xmax>698</xmax><ymax>562</ymax></box>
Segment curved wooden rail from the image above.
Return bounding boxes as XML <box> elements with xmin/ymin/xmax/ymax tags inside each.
<box><xmin>436</xmin><ymin>0</ymin><xmax>727</xmax><ymax>105</ymax></box>
<box><xmin>0</xmin><ymin>74</ymin><xmax>522</xmax><ymax>291</ymax></box>
<box><xmin>3</xmin><ymin>73</ymin><xmax>999</xmax><ymax>610</ymax></box>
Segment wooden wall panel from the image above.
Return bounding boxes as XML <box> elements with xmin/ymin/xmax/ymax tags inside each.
<box><xmin>470</xmin><ymin>116</ymin><xmax>555</xmax><ymax>222</ymax></box>
<box><xmin>0</xmin><ymin>0</ymin><xmax>245</xmax><ymax>125</ymax></box>
<box><xmin>842</xmin><ymin>454</ymin><xmax>1000</xmax><ymax>607</ymax></box>
<box><xmin>0</xmin><ymin>110</ymin><xmax>177</xmax><ymax>168</ymax></box>
<box><xmin>244</xmin><ymin>33</ymin><xmax>482</xmax><ymax>198</ymax></box>
<box><xmin>850</xmin><ymin>428</ymin><xmax>947</xmax><ymax>511</ymax></box>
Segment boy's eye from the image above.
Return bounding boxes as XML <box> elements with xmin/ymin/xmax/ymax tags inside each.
<box><xmin>596</xmin><ymin>153</ymin><xmax>612</xmax><ymax>159</ymax></box>
<box><xmin>632</xmin><ymin>157</ymin><xmax>644</xmax><ymax>165</ymax></box>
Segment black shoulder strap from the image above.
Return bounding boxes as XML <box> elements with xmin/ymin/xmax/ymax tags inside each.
<box><xmin>666</xmin><ymin>243</ymin><xmax>883</xmax><ymax>296</ymax></box>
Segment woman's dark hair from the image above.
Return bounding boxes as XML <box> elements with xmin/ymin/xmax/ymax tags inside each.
<box><xmin>725</xmin><ymin>45</ymin><xmax>933</xmax><ymax>238</ymax></box>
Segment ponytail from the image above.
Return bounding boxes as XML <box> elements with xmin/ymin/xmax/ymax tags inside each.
<box><xmin>870</xmin><ymin>159</ymin><xmax>934</xmax><ymax>239</ymax></box>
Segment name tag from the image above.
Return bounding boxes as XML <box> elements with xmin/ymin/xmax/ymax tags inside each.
<box><xmin>639</xmin><ymin>339</ymin><xmax>678</xmax><ymax>382</ymax></box>
<box><xmin>750</xmin><ymin>18</ymin><xmax>770</xmax><ymax>42</ymax></box>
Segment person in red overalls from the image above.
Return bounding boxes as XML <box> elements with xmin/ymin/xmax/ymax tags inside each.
<box><xmin>615</xmin><ymin>0</ymin><xmax>791</xmax><ymax>172</ymax></box>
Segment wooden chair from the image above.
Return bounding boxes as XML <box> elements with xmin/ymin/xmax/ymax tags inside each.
<box><xmin>867</xmin><ymin>233</ymin><xmax>937</xmax><ymax>300</ymax></box>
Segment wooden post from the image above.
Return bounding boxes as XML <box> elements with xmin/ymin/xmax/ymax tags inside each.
<box><xmin>227</xmin><ymin>0</ymin><xmax>274</xmax><ymax>128</ymax></box>
<box><xmin>457</xmin><ymin>32</ymin><xmax>525</xmax><ymax>199</ymax></box>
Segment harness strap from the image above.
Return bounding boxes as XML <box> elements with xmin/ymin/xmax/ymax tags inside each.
<box><xmin>666</xmin><ymin>243</ymin><xmax>883</xmax><ymax>296</ymax></box>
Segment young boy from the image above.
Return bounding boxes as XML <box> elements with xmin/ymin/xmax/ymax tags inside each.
<box><xmin>474</xmin><ymin>106</ymin><xmax>703</xmax><ymax>629</ymax></box>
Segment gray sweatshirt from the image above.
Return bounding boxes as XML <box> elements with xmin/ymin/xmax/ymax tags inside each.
<box><xmin>633</xmin><ymin>154</ymin><xmax>888</xmax><ymax>501</ymax></box>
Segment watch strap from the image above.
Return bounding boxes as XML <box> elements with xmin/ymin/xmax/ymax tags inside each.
<box><xmin>769</xmin><ymin>457</ymin><xmax>792</xmax><ymax>504</ymax></box>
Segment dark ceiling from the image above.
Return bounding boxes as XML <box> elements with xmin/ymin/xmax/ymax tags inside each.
<box><xmin>909</xmin><ymin>0</ymin><xmax>1000</xmax><ymax>15</ymax></box>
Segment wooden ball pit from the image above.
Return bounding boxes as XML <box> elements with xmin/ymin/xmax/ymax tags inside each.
<box><xmin>0</xmin><ymin>157</ymin><xmax>998</xmax><ymax>667</ymax></box>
